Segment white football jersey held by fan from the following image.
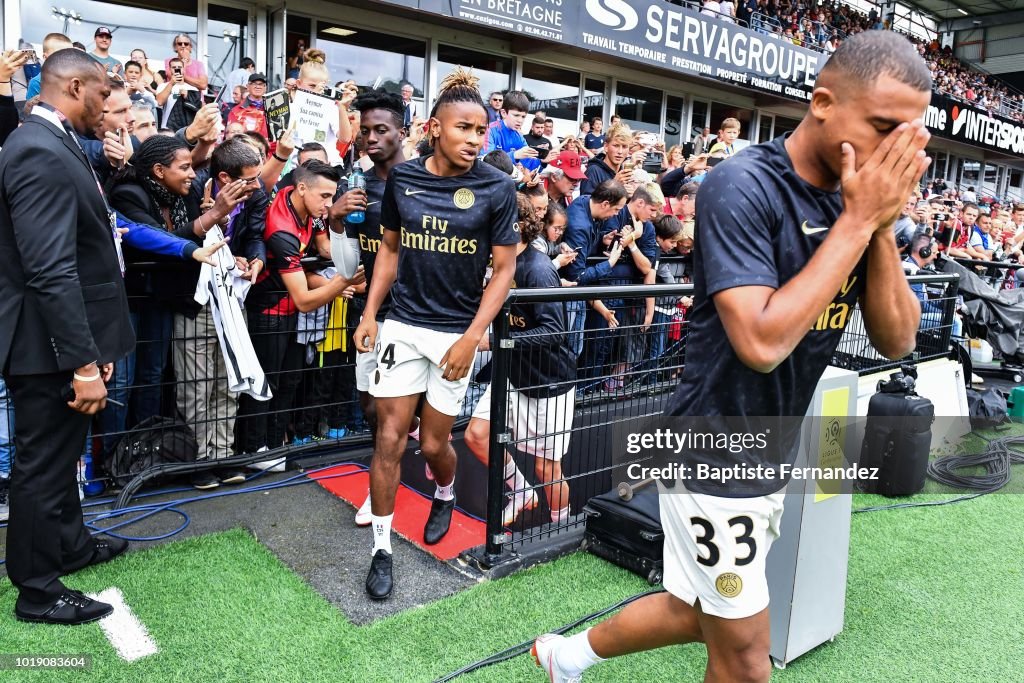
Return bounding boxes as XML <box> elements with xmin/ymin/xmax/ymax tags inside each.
<box><xmin>194</xmin><ymin>227</ymin><xmax>273</xmax><ymax>401</ymax></box>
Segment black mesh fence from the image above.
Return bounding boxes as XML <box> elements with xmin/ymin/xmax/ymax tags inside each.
<box><xmin>951</xmin><ymin>256</ymin><xmax>1024</xmax><ymax>292</ymax></box>
<box><xmin>481</xmin><ymin>283</ymin><xmax>693</xmax><ymax>557</ymax></box>
<box><xmin>832</xmin><ymin>272</ymin><xmax>961</xmax><ymax>375</ymax></box>
<box><xmin>1</xmin><ymin>258</ymin><xmax>377</xmax><ymax>501</ymax></box>
<box><xmin>0</xmin><ymin>265</ymin><xmax>961</xmax><ymax>543</ymax></box>
<box><xmin>481</xmin><ymin>271</ymin><xmax>962</xmax><ymax>558</ymax></box>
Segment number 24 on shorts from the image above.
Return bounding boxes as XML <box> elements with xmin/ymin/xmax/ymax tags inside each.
<box><xmin>379</xmin><ymin>343</ymin><xmax>396</xmax><ymax>370</ymax></box>
<box><xmin>690</xmin><ymin>515</ymin><xmax>756</xmax><ymax>567</ymax></box>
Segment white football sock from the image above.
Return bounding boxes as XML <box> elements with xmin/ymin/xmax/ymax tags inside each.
<box><xmin>550</xmin><ymin>506</ymin><xmax>570</xmax><ymax>523</ymax></box>
<box><xmin>434</xmin><ymin>482</ymin><xmax>455</xmax><ymax>501</ymax></box>
<box><xmin>503</xmin><ymin>460</ymin><xmax>528</xmax><ymax>493</ymax></box>
<box><xmin>558</xmin><ymin>628</ymin><xmax>604</xmax><ymax>676</ymax></box>
<box><xmin>370</xmin><ymin>513</ymin><xmax>393</xmax><ymax>555</ymax></box>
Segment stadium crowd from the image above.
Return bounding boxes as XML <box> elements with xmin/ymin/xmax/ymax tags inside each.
<box><xmin>0</xmin><ymin>20</ymin><xmax>1018</xmax><ymax>530</ymax></box>
<box><xmin>919</xmin><ymin>41</ymin><xmax>1024</xmax><ymax>122</ymax></box>
<box><xmin>0</xmin><ymin>32</ymin><xmax>704</xmax><ymax>514</ymax></box>
<box><xmin>696</xmin><ymin>0</ymin><xmax>1024</xmax><ymax>120</ymax></box>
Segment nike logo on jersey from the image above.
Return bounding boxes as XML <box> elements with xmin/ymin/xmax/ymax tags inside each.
<box><xmin>405</xmin><ymin>188</ymin><xmax>426</xmax><ymax>196</ymax></box>
<box><xmin>366</xmin><ymin>201</ymin><xmax>380</xmax><ymax>206</ymax></box>
<box><xmin>801</xmin><ymin>220</ymin><xmax>828</xmax><ymax>235</ymax></box>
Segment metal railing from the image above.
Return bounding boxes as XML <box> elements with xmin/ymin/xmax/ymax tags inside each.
<box><xmin>0</xmin><ymin>258</ymin><xmax>483</xmax><ymax>502</ymax></box>
<box><xmin>951</xmin><ymin>256</ymin><xmax>1024</xmax><ymax>291</ymax></box>
<box><xmin>942</xmin><ymin>59</ymin><xmax>1024</xmax><ymax>122</ymax></box>
<box><xmin>751</xmin><ymin>12</ymin><xmax>784</xmax><ymax>35</ymax></box>
<box><xmin>481</xmin><ymin>284</ymin><xmax>689</xmax><ymax>562</ymax></box>
<box><xmin>677</xmin><ymin>0</ymin><xmax>749</xmax><ymax>28</ymax></box>
<box><xmin>747</xmin><ymin>12</ymin><xmax>846</xmax><ymax>55</ymax></box>
<box><xmin>0</xmin><ymin>267</ymin><xmax>963</xmax><ymax>553</ymax></box>
<box><xmin>833</xmin><ymin>273</ymin><xmax>961</xmax><ymax>375</ymax></box>
<box><xmin>478</xmin><ymin>272</ymin><xmax>962</xmax><ymax>561</ymax></box>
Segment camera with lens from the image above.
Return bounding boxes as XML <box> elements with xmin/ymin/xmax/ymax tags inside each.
<box><xmin>877</xmin><ymin>365</ymin><xmax>918</xmax><ymax>394</ymax></box>
<box><xmin>320</xmin><ymin>84</ymin><xmax>355</xmax><ymax>102</ymax></box>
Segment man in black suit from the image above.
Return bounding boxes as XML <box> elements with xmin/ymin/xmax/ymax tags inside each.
<box><xmin>0</xmin><ymin>48</ymin><xmax>135</xmax><ymax>625</ymax></box>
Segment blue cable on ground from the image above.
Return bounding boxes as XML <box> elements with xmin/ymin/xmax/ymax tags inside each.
<box><xmin>0</xmin><ymin>459</ymin><xmax>490</xmax><ymax>565</ymax></box>
<box><xmin>0</xmin><ymin>462</ymin><xmax>370</xmax><ymax>565</ymax></box>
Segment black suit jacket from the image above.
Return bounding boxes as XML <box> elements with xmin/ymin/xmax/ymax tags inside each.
<box><xmin>0</xmin><ymin>114</ymin><xmax>134</xmax><ymax>375</ymax></box>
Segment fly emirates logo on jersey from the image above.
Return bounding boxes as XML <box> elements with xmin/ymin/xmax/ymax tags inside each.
<box><xmin>359</xmin><ymin>225</ymin><xmax>384</xmax><ymax>254</ymax></box>
<box><xmin>811</xmin><ymin>274</ymin><xmax>858</xmax><ymax>332</ymax></box>
<box><xmin>400</xmin><ymin>214</ymin><xmax>480</xmax><ymax>254</ymax></box>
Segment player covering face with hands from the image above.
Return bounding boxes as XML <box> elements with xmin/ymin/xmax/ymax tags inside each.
<box><xmin>533</xmin><ymin>30</ymin><xmax>931</xmax><ymax>683</ymax></box>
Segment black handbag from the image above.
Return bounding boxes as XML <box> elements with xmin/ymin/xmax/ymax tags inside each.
<box><xmin>106</xmin><ymin>416</ymin><xmax>199</xmax><ymax>489</ymax></box>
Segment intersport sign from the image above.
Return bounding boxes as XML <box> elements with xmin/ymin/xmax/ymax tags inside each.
<box><xmin>925</xmin><ymin>91</ymin><xmax>1024</xmax><ymax>156</ymax></box>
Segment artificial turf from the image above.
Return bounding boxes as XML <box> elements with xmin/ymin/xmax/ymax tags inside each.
<box><xmin>1</xmin><ymin>486</ymin><xmax>1022</xmax><ymax>682</ymax></box>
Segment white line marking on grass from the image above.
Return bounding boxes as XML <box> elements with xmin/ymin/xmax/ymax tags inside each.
<box><xmin>88</xmin><ymin>587</ymin><xmax>160</xmax><ymax>662</ymax></box>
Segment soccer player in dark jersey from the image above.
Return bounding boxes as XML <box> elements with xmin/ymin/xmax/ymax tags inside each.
<box><xmin>354</xmin><ymin>69</ymin><xmax>519</xmax><ymax>600</ymax></box>
<box><xmin>328</xmin><ymin>90</ymin><xmax>409</xmax><ymax>526</ymax></box>
<box><xmin>464</xmin><ymin>194</ymin><xmax>577</xmax><ymax>527</ymax></box>
<box><xmin>534</xmin><ymin>31</ymin><xmax>932</xmax><ymax>683</ymax></box>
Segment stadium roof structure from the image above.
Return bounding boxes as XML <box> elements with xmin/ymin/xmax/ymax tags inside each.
<box><xmin>905</xmin><ymin>0</ymin><xmax>1024</xmax><ymax>28</ymax></box>
<box><xmin>890</xmin><ymin>0</ymin><xmax>1024</xmax><ymax>88</ymax></box>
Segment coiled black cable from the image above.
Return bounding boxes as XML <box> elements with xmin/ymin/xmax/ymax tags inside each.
<box><xmin>855</xmin><ymin>430</ymin><xmax>1024</xmax><ymax>513</ymax></box>
<box><xmin>926</xmin><ymin>433</ymin><xmax>1024</xmax><ymax>492</ymax></box>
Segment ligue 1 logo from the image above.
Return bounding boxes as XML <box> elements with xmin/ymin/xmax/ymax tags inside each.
<box><xmin>585</xmin><ymin>0</ymin><xmax>639</xmax><ymax>31</ymax></box>
<box><xmin>951</xmin><ymin>105</ymin><xmax>967</xmax><ymax>136</ymax></box>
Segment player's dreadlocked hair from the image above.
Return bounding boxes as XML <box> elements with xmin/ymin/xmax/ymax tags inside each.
<box><xmin>427</xmin><ymin>68</ymin><xmax>487</xmax><ymax>151</ymax></box>
<box><xmin>429</xmin><ymin>67</ymin><xmax>486</xmax><ymax>119</ymax></box>
<box><xmin>353</xmin><ymin>89</ymin><xmax>405</xmax><ymax>129</ymax></box>
<box><xmin>113</xmin><ymin>133</ymin><xmax>189</xmax><ymax>185</ymax></box>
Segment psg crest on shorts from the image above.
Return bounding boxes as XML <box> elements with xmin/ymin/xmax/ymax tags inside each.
<box><xmin>716</xmin><ymin>572</ymin><xmax>743</xmax><ymax>598</ymax></box>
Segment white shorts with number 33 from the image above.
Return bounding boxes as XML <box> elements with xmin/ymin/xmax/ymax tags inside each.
<box><xmin>659</xmin><ymin>485</ymin><xmax>785</xmax><ymax>619</ymax></box>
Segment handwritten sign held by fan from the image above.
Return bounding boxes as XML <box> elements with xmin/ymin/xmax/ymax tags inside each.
<box><xmin>291</xmin><ymin>90</ymin><xmax>334</xmax><ymax>147</ymax></box>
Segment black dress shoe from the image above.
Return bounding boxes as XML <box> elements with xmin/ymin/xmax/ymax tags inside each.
<box><xmin>87</xmin><ymin>536</ymin><xmax>129</xmax><ymax>568</ymax></box>
<box><xmin>423</xmin><ymin>496</ymin><xmax>456</xmax><ymax>545</ymax></box>
<box><xmin>365</xmin><ymin>549</ymin><xmax>393</xmax><ymax>600</ymax></box>
<box><xmin>15</xmin><ymin>590</ymin><xmax>113</xmax><ymax>625</ymax></box>
<box><xmin>64</xmin><ymin>536</ymin><xmax>129</xmax><ymax>575</ymax></box>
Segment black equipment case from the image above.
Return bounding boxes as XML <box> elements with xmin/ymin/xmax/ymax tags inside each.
<box><xmin>582</xmin><ymin>484</ymin><xmax>664</xmax><ymax>585</ymax></box>
<box><xmin>859</xmin><ymin>365</ymin><xmax>935</xmax><ymax>497</ymax></box>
